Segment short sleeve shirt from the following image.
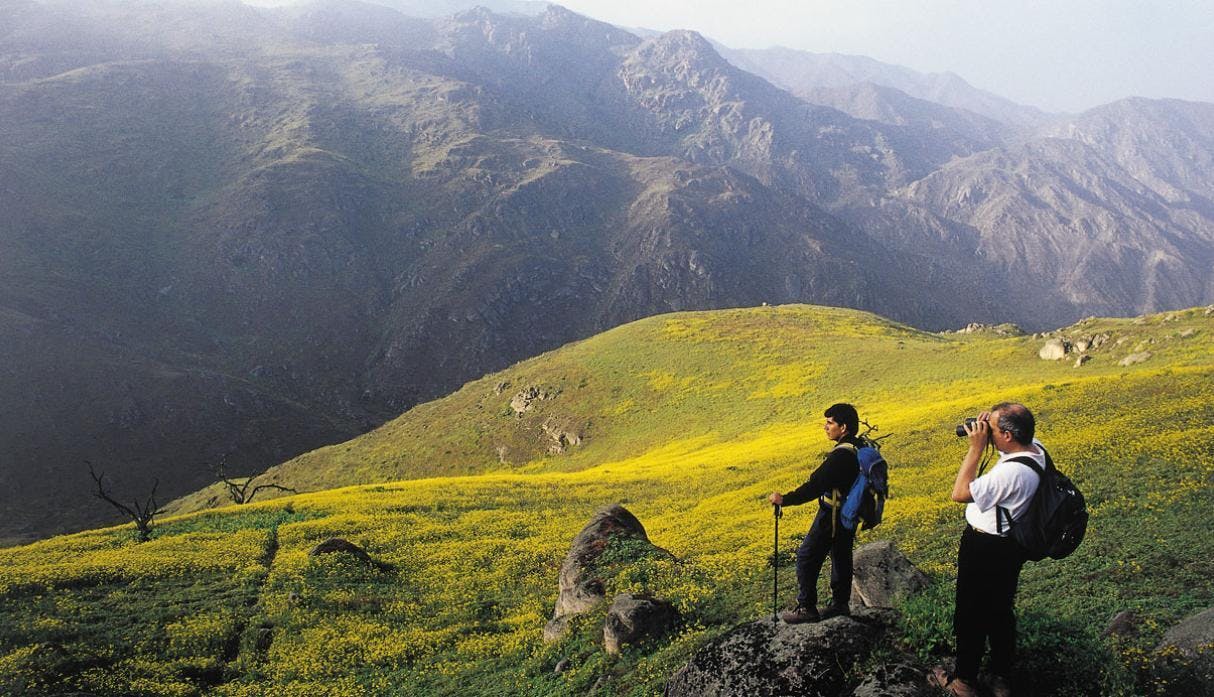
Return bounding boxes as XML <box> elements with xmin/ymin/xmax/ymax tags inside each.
<box><xmin>965</xmin><ymin>440</ymin><xmax>1045</xmax><ymax>535</ymax></box>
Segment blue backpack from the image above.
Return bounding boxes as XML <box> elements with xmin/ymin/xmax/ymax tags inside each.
<box><xmin>838</xmin><ymin>437</ymin><xmax>889</xmax><ymax>531</ymax></box>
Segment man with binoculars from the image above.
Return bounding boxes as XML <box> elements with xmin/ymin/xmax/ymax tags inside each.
<box><xmin>929</xmin><ymin>402</ymin><xmax>1043</xmax><ymax>697</ymax></box>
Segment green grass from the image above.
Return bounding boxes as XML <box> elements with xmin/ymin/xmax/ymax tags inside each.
<box><xmin>3</xmin><ymin>303</ymin><xmax>1213</xmax><ymax>695</ymax></box>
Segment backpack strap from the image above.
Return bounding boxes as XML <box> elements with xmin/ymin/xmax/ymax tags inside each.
<box><xmin>995</xmin><ymin>453</ymin><xmax>1045</xmax><ymax>534</ymax></box>
<box><xmin>823</xmin><ymin>442</ymin><xmax>856</xmax><ymax>536</ymax></box>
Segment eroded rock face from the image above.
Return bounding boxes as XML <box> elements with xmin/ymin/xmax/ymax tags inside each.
<box><xmin>849</xmin><ymin>540</ymin><xmax>929</xmax><ymax>609</ymax></box>
<box><xmin>664</xmin><ymin>608</ymin><xmax>896</xmax><ymax>697</ymax></box>
<box><xmin>544</xmin><ymin>504</ymin><xmax>671</xmax><ymax>642</ymax></box>
<box><xmin>604</xmin><ymin>594</ymin><xmax>680</xmax><ymax>654</ymax></box>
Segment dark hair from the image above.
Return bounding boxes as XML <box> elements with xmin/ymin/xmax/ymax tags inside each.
<box><xmin>824</xmin><ymin>403</ymin><xmax>859</xmax><ymax>436</ymax></box>
<box><xmin>991</xmin><ymin>402</ymin><xmax>1034</xmax><ymax>445</ymax></box>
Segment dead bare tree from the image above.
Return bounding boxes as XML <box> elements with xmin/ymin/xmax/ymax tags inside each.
<box><xmin>86</xmin><ymin>462</ymin><xmax>165</xmax><ymax>542</ymax></box>
<box><xmin>216</xmin><ymin>461</ymin><xmax>296</xmax><ymax>505</ymax></box>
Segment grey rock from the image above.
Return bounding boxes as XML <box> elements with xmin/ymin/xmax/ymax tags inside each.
<box><xmin>849</xmin><ymin>540</ymin><xmax>929</xmax><ymax>608</ymax></box>
<box><xmin>1180</xmin><ymin>328</ymin><xmax>1196</xmax><ymax>338</ymax></box>
<box><xmin>1038</xmin><ymin>338</ymin><xmax>1070</xmax><ymax>360</ymax></box>
<box><xmin>665</xmin><ymin>608</ymin><xmax>896</xmax><ymax>697</ymax></box>
<box><xmin>510</xmin><ymin>386</ymin><xmax>543</xmax><ymax>415</ymax></box>
<box><xmin>1158</xmin><ymin>607</ymin><xmax>1214</xmax><ymax>656</ymax></box>
<box><xmin>544</xmin><ymin>504</ymin><xmax>671</xmax><ymax>642</ymax></box>
<box><xmin>1119</xmin><ymin>351</ymin><xmax>1152</xmax><ymax>367</ymax></box>
<box><xmin>1074</xmin><ymin>354</ymin><xmax>1091</xmax><ymax>368</ymax></box>
<box><xmin>851</xmin><ymin>661</ymin><xmax>932</xmax><ymax>697</ymax></box>
<box><xmin>543</xmin><ymin>614</ymin><xmax>576</xmax><ymax>643</ymax></box>
<box><xmin>553</xmin><ymin>658</ymin><xmax>571</xmax><ymax>674</ymax></box>
<box><xmin>604</xmin><ymin>594</ymin><xmax>680</xmax><ymax>654</ymax></box>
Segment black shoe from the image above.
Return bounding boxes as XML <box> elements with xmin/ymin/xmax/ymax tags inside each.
<box><xmin>817</xmin><ymin>604</ymin><xmax>851</xmax><ymax>620</ymax></box>
<box><xmin>779</xmin><ymin>605</ymin><xmax>821</xmax><ymax>624</ymax></box>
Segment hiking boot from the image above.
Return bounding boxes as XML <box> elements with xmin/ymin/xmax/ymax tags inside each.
<box><xmin>779</xmin><ymin>605</ymin><xmax>820</xmax><ymax>624</ymax></box>
<box><xmin>927</xmin><ymin>666</ymin><xmax>979</xmax><ymax>697</ymax></box>
<box><xmin>817</xmin><ymin>603</ymin><xmax>851</xmax><ymax>620</ymax></box>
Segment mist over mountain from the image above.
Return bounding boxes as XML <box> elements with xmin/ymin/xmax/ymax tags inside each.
<box><xmin>2</xmin><ymin>0</ymin><xmax>1212</xmax><ymax>543</ymax></box>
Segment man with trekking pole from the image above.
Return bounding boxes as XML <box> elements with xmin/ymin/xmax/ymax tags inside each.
<box><xmin>768</xmin><ymin>403</ymin><xmax>862</xmax><ymax>623</ymax></box>
<box><xmin>928</xmin><ymin>402</ymin><xmax>1045</xmax><ymax>697</ymax></box>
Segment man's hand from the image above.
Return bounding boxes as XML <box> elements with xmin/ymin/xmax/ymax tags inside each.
<box><xmin>769</xmin><ymin>492</ymin><xmax>784</xmax><ymax>506</ymax></box>
<box><xmin>964</xmin><ymin>410</ymin><xmax>992</xmax><ymax>452</ymax></box>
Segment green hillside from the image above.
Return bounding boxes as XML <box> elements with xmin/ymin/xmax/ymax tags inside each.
<box><xmin>3</xmin><ymin>304</ymin><xmax>1213</xmax><ymax>695</ymax></box>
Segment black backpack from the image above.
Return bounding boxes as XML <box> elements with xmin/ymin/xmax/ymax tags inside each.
<box><xmin>996</xmin><ymin>446</ymin><xmax>1088</xmax><ymax>561</ymax></box>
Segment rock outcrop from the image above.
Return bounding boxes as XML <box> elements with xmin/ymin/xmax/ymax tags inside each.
<box><xmin>1119</xmin><ymin>351</ymin><xmax>1152</xmax><ymax>366</ymax></box>
<box><xmin>1158</xmin><ymin>607</ymin><xmax>1214</xmax><ymax>656</ymax></box>
<box><xmin>849</xmin><ymin>541</ymin><xmax>929</xmax><ymax>608</ymax></box>
<box><xmin>664</xmin><ymin>608</ymin><xmax>897</xmax><ymax>697</ymax></box>
<box><xmin>544</xmin><ymin>504</ymin><xmax>672</xmax><ymax>642</ymax></box>
<box><xmin>1038</xmin><ymin>338</ymin><xmax>1070</xmax><ymax>360</ymax></box>
<box><xmin>603</xmin><ymin>594</ymin><xmax>680</xmax><ymax>654</ymax></box>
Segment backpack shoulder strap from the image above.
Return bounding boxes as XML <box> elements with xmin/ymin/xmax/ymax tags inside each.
<box><xmin>1006</xmin><ymin>455</ymin><xmax>1044</xmax><ymax>476</ymax></box>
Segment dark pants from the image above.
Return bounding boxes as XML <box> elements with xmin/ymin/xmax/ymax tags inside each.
<box><xmin>795</xmin><ymin>504</ymin><xmax>856</xmax><ymax>609</ymax></box>
<box><xmin>954</xmin><ymin>525</ymin><xmax>1027</xmax><ymax>681</ymax></box>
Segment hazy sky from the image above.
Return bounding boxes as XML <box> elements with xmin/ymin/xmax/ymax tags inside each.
<box><xmin>554</xmin><ymin>0</ymin><xmax>1214</xmax><ymax>113</ymax></box>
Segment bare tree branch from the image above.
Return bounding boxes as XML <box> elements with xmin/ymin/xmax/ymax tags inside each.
<box><xmin>86</xmin><ymin>461</ymin><xmax>164</xmax><ymax>542</ymax></box>
<box><xmin>216</xmin><ymin>460</ymin><xmax>296</xmax><ymax>505</ymax></box>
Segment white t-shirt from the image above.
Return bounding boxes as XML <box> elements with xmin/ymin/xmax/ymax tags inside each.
<box><xmin>965</xmin><ymin>440</ymin><xmax>1045</xmax><ymax>535</ymax></box>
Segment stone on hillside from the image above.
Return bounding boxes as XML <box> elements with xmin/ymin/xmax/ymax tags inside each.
<box><xmin>543</xmin><ymin>504</ymin><xmax>672</xmax><ymax>642</ymax></box>
<box><xmin>1158</xmin><ymin>607</ymin><xmax>1214</xmax><ymax>656</ymax></box>
<box><xmin>542</xmin><ymin>419</ymin><xmax>582</xmax><ymax>454</ymax></box>
<box><xmin>1104</xmin><ymin>610</ymin><xmax>1141</xmax><ymax>639</ymax></box>
<box><xmin>510</xmin><ymin>386</ymin><xmax>542</xmax><ymax>415</ymax></box>
<box><xmin>851</xmin><ymin>661</ymin><xmax>932</xmax><ymax>697</ymax></box>
<box><xmin>849</xmin><ymin>540</ymin><xmax>929</xmax><ymax>609</ymax></box>
<box><xmin>1091</xmin><ymin>332</ymin><xmax>1110</xmax><ymax>349</ymax></box>
<box><xmin>1180</xmin><ymin>328</ymin><xmax>1196</xmax><ymax>338</ymax></box>
<box><xmin>1119</xmin><ymin>351</ymin><xmax>1152</xmax><ymax>367</ymax></box>
<box><xmin>308</xmin><ymin>537</ymin><xmax>393</xmax><ymax>571</ymax></box>
<box><xmin>603</xmin><ymin>594</ymin><xmax>680</xmax><ymax>654</ymax></box>
<box><xmin>1038</xmin><ymin>338</ymin><xmax>1070</xmax><ymax>360</ymax></box>
<box><xmin>1074</xmin><ymin>354</ymin><xmax>1091</xmax><ymax>368</ymax></box>
<box><xmin>664</xmin><ymin>607</ymin><xmax>896</xmax><ymax>697</ymax></box>
<box><xmin>1205</xmin><ymin>305</ymin><xmax>1214</xmax><ymax>316</ymax></box>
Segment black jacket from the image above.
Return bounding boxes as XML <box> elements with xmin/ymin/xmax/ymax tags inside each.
<box><xmin>782</xmin><ymin>435</ymin><xmax>861</xmax><ymax>507</ymax></box>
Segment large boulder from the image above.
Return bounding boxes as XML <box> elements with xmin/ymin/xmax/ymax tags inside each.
<box><xmin>849</xmin><ymin>541</ymin><xmax>929</xmax><ymax>609</ymax></box>
<box><xmin>544</xmin><ymin>504</ymin><xmax>671</xmax><ymax>642</ymax></box>
<box><xmin>604</xmin><ymin>594</ymin><xmax>680</xmax><ymax>654</ymax></box>
<box><xmin>1158</xmin><ymin>607</ymin><xmax>1214</xmax><ymax>656</ymax></box>
<box><xmin>664</xmin><ymin>608</ymin><xmax>896</xmax><ymax>697</ymax></box>
<box><xmin>1038</xmin><ymin>338</ymin><xmax>1070</xmax><ymax>360</ymax></box>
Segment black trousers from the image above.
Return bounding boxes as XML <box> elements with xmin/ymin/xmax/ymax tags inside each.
<box><xmin>795</xmin><ymin>504</ymin><xmax>856</xmax><ymax>609</ymax></box>
<box><xmin>954</xmin><ymin>524</ymin><xmax>1027</xmax><ymax>681</ymax></box>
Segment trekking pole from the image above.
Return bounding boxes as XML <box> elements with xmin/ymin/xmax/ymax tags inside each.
<box><xmin>772</xmin><ymin>503</ymin><xmax>782</xmax><ymax>623</ymax></box>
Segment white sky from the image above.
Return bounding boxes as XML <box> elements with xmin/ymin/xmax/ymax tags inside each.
<box><xmin>554</xmin><ymin>0</ymin><xmax>1214</xmax><ymax>113</ymax></box>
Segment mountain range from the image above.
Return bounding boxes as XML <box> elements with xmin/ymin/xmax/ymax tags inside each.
<box><xmin>2</xmin><ymin>0</ymin><xmax>1213</xmax><ymax>543</ymax></box>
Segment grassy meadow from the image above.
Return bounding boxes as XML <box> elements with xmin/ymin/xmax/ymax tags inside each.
<box><xmin>2</xmin><ymin>304</ymin><xmax>1213</xmax><ymax>695</ymax></box>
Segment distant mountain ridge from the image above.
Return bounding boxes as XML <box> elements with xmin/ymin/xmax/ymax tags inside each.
<box><xmin>717</xmin><ymin>44</ymin><xmax>1053</xmax><ymax>128</ymax></box>
<box><xmin>2</xmin><ymin>0</ymin><xmax>1212</xmax><ymax>543</ymax></box>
